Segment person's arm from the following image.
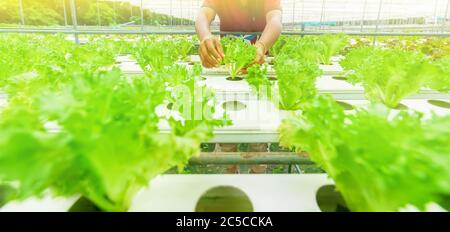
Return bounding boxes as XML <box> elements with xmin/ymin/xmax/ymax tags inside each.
<box><xmin>254</xmin><ymin>9</ymin><xmax>282</xmax><ymax>64</ymax></box>
<box><xmin>195</xmin><ymin>7</ymin><xmax>224</xmax><ymax>68</ymax></box>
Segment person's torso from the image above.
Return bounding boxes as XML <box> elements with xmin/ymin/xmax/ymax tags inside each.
<box><xmin>215</xmin><ymin>0</ymin><xmax>267</xmax><ymax>33</ymax></box>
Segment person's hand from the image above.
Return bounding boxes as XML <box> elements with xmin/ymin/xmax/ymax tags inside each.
<box><xmin>199</xmin><ymin>35</ymin><xmax>224</xmax><ymax>68</ymax></box>
<box><xmin>254</xmin><ymin>41</ymin><xmax>267</xmax><ymax>64</ymax></box>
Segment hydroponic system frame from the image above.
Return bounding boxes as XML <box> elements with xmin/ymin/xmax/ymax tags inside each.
<box><xmin>0</xmin><ymin>0</ymin><xmax>449</xmax><ymax>213</ymax></box>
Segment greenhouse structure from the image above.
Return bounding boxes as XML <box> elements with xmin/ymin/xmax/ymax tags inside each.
<box><xmin>0</xmin><ymin>0</ymin><xmax>449</xmax><ymax>214</ymax></box>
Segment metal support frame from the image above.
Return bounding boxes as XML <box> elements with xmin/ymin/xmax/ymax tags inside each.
<box><xmin>444</xmin><ymin>0</ymin><xmax>450</xmax><ymax>32</ymax></box>
<box><xmin>360</xmin><ymin>0</ymin><xmax>367</xmax><ymax>32</ymax></box>
<box><xmin>63</xmin><ymin>0</ymin><xmax>68</xmax><ymax>26</ymax></box>
<box><xmin>69</xmin><ymin>0</ymin><xmax>79</xmax><ymax>44</ymax></box>
<box><xmin>170</xmin><ymin>0</ymin><xmax>173</xmax><ymax>26</ymax></box>
<box><xmin>113</xmin><ymin>0</ymin><xmax>117</xmax><ymax>26</ymax></box>
<box><xmin>1</xmin><ymin>28</ymin><xmax>448</xmax><ymax>37</ymax></box>
<box><xmin>188</xmin><ymin>152</ymin><xmax>313</xmax><ymax>165</ymax></box>
<box><xmin>433</xmin><ymin>0</ymin><xmax>439</xmax><ymax>30</ymax></box>
<box><xmin>18</xmin><ymin>0</ymin><xmax>25</xmax><ymax>26</ymax></box>
<box><xmin>373</xmin><ymin>0</ymin><xmax>384</xmax><ymax>46</ymax></box>
<box><xmin>97</xmin><ymin>0</ymin><xmax>101</xmax><ymax>26</ymax></box>
<box><xmin>292</xmin><ymin>0</ymin><xmax>296</xmax><ymax>30</ymax></box>
<box><xmin>130</xmin><ymin>1</ymin><xmax>133</xmax><ymax>18</ymax></box>
<box><xmin>140</xmin><ymin>0</ymin><xmax>144</xmax><ymax>31</ymax></box>
<box><xmin>319</xmin><ymin>0</ymin><xmax>327</xmax><ymax>30</ymax></box>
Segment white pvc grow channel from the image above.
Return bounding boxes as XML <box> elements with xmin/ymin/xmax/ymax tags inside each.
<box><xmin>155</xmin><ymin>93</ymin><xmax>449</xmax><ymax>143</ymax></box>
<box><xmin>204</xmin><ymin>74</ymin><xmax>449</xmax><ymax>101</ymax></box>
<box><xmin>1</xmin><ymin>174</ymin><xmax>334</xmax><ymax>212</ymax></box>
<box><xmin>117</xmin><ymin>61</ymin><xmax>143</xmax><ymax>75</ymax></box>
<box><xmin>129</xmin><ymin>174</ymin><xmax>333</xmax><ymax>212</ymax></box>
<box><xmin>0</xmin><ymin>195</ymin><xmax>79</xmax><ymax>212</ymax></box>
<box><xmin>116</xmin><ymin>55</ymin><xmax>346</xmax><ymax>76</ymax></box>
<box><xmin>114</xmin><ymin>55</ymin><xmax>450</xmax><ymax>102</ymax></box>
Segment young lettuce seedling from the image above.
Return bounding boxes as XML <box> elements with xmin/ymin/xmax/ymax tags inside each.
<box><xmin>222</xmin><ymin>37</ymin><xmax>256</xmax><ymax>80</ymax></box>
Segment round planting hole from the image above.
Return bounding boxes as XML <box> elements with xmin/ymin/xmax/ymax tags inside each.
<box><xmin>336</xmin><ymin>101</ymin><xmax>354</xmax><ymax>111</ymax></box>
<box><xmin>316</xmin><ymin>185</ymin><xmax>350</xmax><ymax>212</ymax></box>
<box><xmin>428</xmin><ymin>100</ymin><xmax>450</xmax><ymax>109</ymax></box>
<box><xmin>332</xmin><ymin>76</ymin><xmax>347</xmax><ymax>81</ymax></box>
<box><xmin>167</xmin><ymin>102</ymin><xmax>174</xmax><ymax>110</ymax></box>
<box><xmin>195</xmin><ymin>186</ymin><xmax>254</xmax><ymax>212</ymax></box>
<box><xmin>201</xmin><ymin>143</ymin><xmax>216</xmax><ymax>152</ymax></box>
<box><xmin>226</xmin><ymin>76</ymin><xmax>244</xmax><ymax>81</ymax></box>
<box><xmin>68</xmin><ymin>197</ymin><xmax>102</xmax><ymax>212</ymax></box>
<box><xmin>222</xmin><ymin>101</ymin><xmax>247</xmax><ymax>111</ymax></box>
<box><xmin>268</xmin><ymin>76</ymin><xmax>277</xmax><ymax>81</ymax></box>
<box><xmin>393</xmin><ymin>103</ymin><xmax>409</xmax><ymax>110</ymax></box>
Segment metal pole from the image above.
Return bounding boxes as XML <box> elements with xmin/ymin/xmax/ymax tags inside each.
<box><xmin>1</xmin><ymin>28</ymin><xmax>449</xmax><ymax>37</ymax></box>
<box><xmin>97</xmin><ymin>0</ymin><xmax>101</xmax><ymax>26</ymax></box>
<box><xmin>319</xmin><ymin>0</ymin><xmax>326</xmax><ymax>30</ymax></box>
<box><xmin>130</xmin><ymin>2</ymin><xmax>133</xmax><ymax>18</ymax></box>
<box><xmin>301</xmin><ymin>0</ymin><xmax>305</xmax><ymax>25</ymax></box>
<box><xmin>433</xmin><ymin>0</ymin><xmax>439</xmax><ymax>30</ymax></box>
<box><xmin>193</xmin><ymin>0</ymin><xmax>195</xmax><ymax>26</ymax></box>
<box><xmin>63</xmin><ymin>0</ymin><xmax>68</xmax><ymax>26</ymax></box>
<box><xmin>140</xmin><ymin>0</ymin><xmax>144</xmax><ymax>31</ymax></box>
<box><xmin>69</xmin><ymin>0</ymin><xmax>79</xmax><ymax>44</ymax></box>
<box><xmin>113</xmin><ymin>0</ymin><xmax>117</xmax><ymax>25</ymax></box>
<box><xmin>443</xmin><ymin>0</ymin><xmax>450</xmax><ymax>32</ymax></box>
<box><xmin>292</xmin><ymin>0</ymin><xmax>296</xmax><ymax>30</ymax></box>
<box><xmin>170</xmin><ymin>0</ymin><xmax>173</xmax><ymax>27</ymax></box>
<box><xmin>360</xmin><ymin>0</ymin><xmax>367</xmax><ymax>32</ymax></box>
<box><xmin>188</xmin><ymin>152</ymin><xmax>314</xmax><ymax>165</ymax></box>
<box><xmin>300</xmin><ymin>0</ymin><xmax>305</xmax><ymax>36</ymax></box>
<box><xmin>373</xmin><ymin>0</ymin><xmax>383</xmax><ymax>47</ymax></box>
<box><xmin>181</xmin><ymin>0</ymin><xmax>184</xmax><ymax>26</ymax></box>
<box><xmin>341</xmin><ymin>0</ymin><xmax>348</xmax><ymax>31</ymax></box>
<box><xmin>19</xmin><ymin>0</ymin><xmax>25</xmax><ymax>26</ymax></box>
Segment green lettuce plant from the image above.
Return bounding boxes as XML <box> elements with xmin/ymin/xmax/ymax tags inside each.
<box><xmin>381</xmin><ymin>36</ymin><xmax>450</xmax><ymax>60</ymax></box>
<box><xmin>315</xmin><ymin>34</ymin><xmax>348</xmax><ymax>65</ymax></box>
<box><xmin>427</xmin><ymin>56</ymin><xmax>450</xmax><ymax>92</ymax></box>
<box><xmin>279</xmin><ymin>35</ymin><xmax>348</xmax><ymax>65</ymax></box>
<box><xmin>0</xmin><ymin>66</ymin><xmax>227</xmax><ymax>211</ymax></box>
<box><xmin>274</xmin><ymin>55</ymin><xmax>322</xmax><ymax>110</ymax></box>
<box><xmin>161</xmin><ymin>64</ymin><xmax>231</xmax><ymax>137</ymax></box>
<box><xmin>135</xmin><ymin>39</ymin><xmax>179</xmax><ymax>73</ymax></box>
<box><xmin>245</xmin><ymin>64</ymin><xmax>272</xmax><ymax>99</ymax></box>
<box><xmin>173</xmin><ymin>36</ymin><xmax>195</xmax><ymax>61</ymax></box>
<box><xmin>269</xmin><ymin>35</ymin><xmax>293</xmax><ymax>57</ymax></box>
<box><xmin>279</xmin><ymin>95</ymin><xmax>450</xmax><ymax>212</ymax></box>
<box><xmin>340</xmin><ymin>47</ymin><xmax>431</xmax><ymax>108</ymax></box>
<box><xmin>222</xmin><ymin>37</ymin><xmax>256</xmax><ymax>80</ymax></box>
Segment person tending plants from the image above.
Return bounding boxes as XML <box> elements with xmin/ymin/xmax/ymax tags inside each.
<box><xmin>195</xmin><ymin>0</ymin><xmax>283</xmax><ymax>173</ymax></box>
<box><xmin>195</xmin><ymin>0</ymin><xmax>282</xmax><ymax>67</ymax></box>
